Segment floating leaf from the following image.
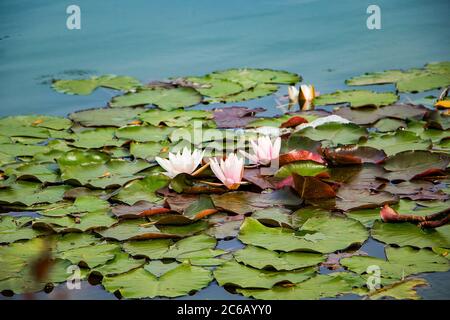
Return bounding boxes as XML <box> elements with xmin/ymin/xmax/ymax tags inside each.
<box><xmin>112</xmin><ymin>174</ymin><xmax>170</xmax><ymax>205</ymax></box>
<box><xmin>367</xmin><ymin>278</ymin><xmax>428</xmax><ymax>300</ymax></box>
<box><xmin>361</xmin><ymin>130</ymin><xmax>431</xmax><ymax>156</ymax></box>
<box><xmin>315</xmin><ymin>90</ymin><xmax>398</xmax><ymax>107</ymax></box>
<box><xmin>214</xmin><ymin>260</ymin><xmax>315</xmax><ymax>289</ymax></box>
<box><xmin>346</xmin><ymin>62</ymin><xmax>450</xmax><ymax>93</ymax></box>
<box><xmin>238</xmin><ymin>215</ymin><xmax>368</xmax><ymax>253</ymax></box>
<box><xmin>91</xmin><ymin>252</ymin><xmax>146</xmax><ymax>277</ymax></box>
<box><xmin>110</xmin><ymin>87</ymin><xmax>202</xmax><ymax>110</ymax></box>
<box><xmin>139</xmin><ymin>109</ymin><xmax>212</xmax><ymax>127</ymax></box>
<box><xmin>371</xmin><ymin>220</ymin><xmax>450</xmax><ymax>248</ymax></box>
<box><xmin>323</xmin><ymin>145</ymin><xmax>386</xmax><ymax>165</ymax></box>
<box><xmin>297</xmin><ymin>123</ymin><xmax>367</xmax><ymax>146</ymax></box>
<box><xmin>183</xmin><ymin>76</ymin><xmax>244</xmax><ymax>98</ymax></box>
<box><xmin>211</xmin><ymin>189</ymin><xmax>302</xmax><ymax>215</ymax></box>
<box><xmin>59</xmin><ymin>243</ymin><xmax>119</xmax><ymax>268</ymax></box>
<box><xmin>341</xmin><ymin>246</ymin><xmax>449</xmax><ymax>280</ymax></box>
<box><xmin>274</xmin><ymin>161</ymin><xmax>327</xmax><ymax>179</ymax></box>
<box><xmin>210</xmin><ymin>68</ymin><xmax>300</xmax><ymax>88</ymax></box>
<box><xmin>334</xmin><ymin>104</ymin><xmax>428</xmax><ymax>125</ymax></box>
<box><xmin>0</xmin><ymin>181</ymin><xmax>69</xmax><ymax>206</ymax></box>
<box><xmin>69</xmin><ymin>107</ymin><xmax>146</xmax><ymax>127</ymax></box>
<box><xmin>213</xmin><ymin>107</ymin><xmax>266</xmax><ymax>129</ymax></box>
<box><xmin>58</xmin><ymin>150</ymin><xmax>151</xmax><ymax>189</ymax></box>
<box><xmin>115</xmin><ymin>125</ymin><xmax>174</xmax><ymax>143</ymax></box>
<box><xmin>52</xmin><ymin>75</ymin><xmax>141</xmax><ymax>95</ymax></box>
<box><xmin>70</xmin><ymin>127</ymin><xmax>125</xmax><ymax>149</ymax></box>
<box><xmin>234</xmin><ymin>245</ymin><xmax>325</xmax><ymax>271</ymax></box>
<box><xmin>102</xmin><ymin>263</ymin><xmax>212</xmax><ymax>298</ymax></box>
<box><xmin>0</xmin><ymin>115</ymin><xmax>72</xmax><ymax>131</ymax></box>
<box><xmin>383</xmin><ymin>150</ymin><xmax>449</xmax><ymax>181</ymax></box>
<box><xmin>0</xmin><ymin>216</ymin><xmax>46</xmax><ymax>244</ymax></box>
<box><xmin>237</xmin><ymin>272</ymin><xmax>365</xmax><ymax>300</ymax></box>
<box><xmin>212</xmin><ymin>83</ymin><xmax>278</xmax><ymax>103</ymax></box>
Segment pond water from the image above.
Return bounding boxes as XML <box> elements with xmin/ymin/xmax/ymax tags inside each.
<box><xmin>0</xmin><ymin>0</ymin><xmax>449</xmax><ymax>300</ymax></box>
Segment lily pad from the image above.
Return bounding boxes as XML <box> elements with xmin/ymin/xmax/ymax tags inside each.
<box><xmin>315</xmin><ymin>90</ymin><xmax>398</xmax><ymax>107</ymax></box>
<box><xmin>383</xmin><ymin>150</ymin><xmax>449</xmax><ymax>181</ymax></box>
<box><xmin>52</xmin><ymin>75</ymin><xmax>141</xmax><ymax>95</ymax></box>
<box><xmin>69</xmin><ymin>107</ymin><xmax>146</xmax><ymax>127</ymax></box>
<box><xmin>0</xmin><ymin>115</ymin><xmax>72</xmax><ymax>131</ymax></box>
<box><xmin>112</xmin><ymin>174</ymin><xmax>170</xmax><ymax>205</ymax></box>
<box><xmin>367</xmin><ymin>278</ymin><xmax>428</xmax><ymax>300</ymax></box>
<box><xmin>234</xmin><ymin>245</ymin><xmax>325</xmax><ymax>271</ymax></box>
<box><xmin>371</xmin><ymin>220</ymin><xmax>450</xmax><ymax>248</ymax></box>
<box><xmin>70</xmin><ymin>127</ymin><xmax>125</xmax><ymax>149</ymax></box>
<box><xmin>346</xmin><ymin>62</ymin><xmax>450</xmax><ymax>93</ymax></box>
<box><xmin>214</xmin><ymin>260</ymin><xmax>316</xmax><ymax>289</ymax></box>
<box><xmin>236</xmin><ymin>272</ymin><xmax>365</xmax><ymax>300</ymax></box>
<box><xmin>91</xmin><ymin>252</ymin><xmax>146</xmax><ymax>277</ymax></box>
<box><xmin>274</xmin><ymin>161</ymin><xmax>328</xmax><ymax>179</ymax></box>
<box><xmin>0</xmin><ymin>216</ymin><xmax>46</xmax><ymax>244</ymax></box>
<box><xmin>361</xmin><ymin>131</ymin><xmax>431</xmax><ymax>156</ymax></box>
<box><xmin>342</xmin><ymin>246</ymin><xmax>449</xmax><ymax>280</ymax></box>
<box><xmin>102</xmin><ymin>263</ymin><xmax>212</xmax><ymax>298</ymax></box>
<box><xmin>297</xmin><ymin>123</ymin><xmax>367</xmax><ymax>146</ymax></box>
<box><xmin>110</xmin><ymin>87</ymin><xmax>202</xmax><ymax>110</ymax></box>
<box><xmin>115</xmin><ymin>125</ymin><xmax>173</xmax><ymax>143</ymax></box>
<box><xmin>139</xmin><ymin>109</ymin><xmax>212</xmax><ymax>127</ymax></box>
<box><xmin>183</xmin><ymin>76</ymin><xmax>244</xmax><ymax>98</ymax></box>
<box><xmin>238</xmin><ymin>215</ymin><xmax>369</xmax><ymax>253</ymax></box>
<box><xmin>59</xmin><ymin>243</ymin><xmax>120</xmax><ymax>268</ymax></box>
<box><xmin>0</xmin><ymin>181</ymin><xmax>70</xmax><ymax>206</ymax></box>
<box><xmin>210</xmin><ymin>68</ymin><xmax>300</xmax><ymax>88</ymax></box>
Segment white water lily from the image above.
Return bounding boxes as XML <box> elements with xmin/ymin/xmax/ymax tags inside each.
<box><xmin>209</xmin><ymin>153</ymin><xmax>244</xmax><ymax>190</ymax></box>
<box><xmin>295</xmin><ymin>115</ymin><xmax>351</xmax><ymax>131</ymax></box>
<box><xmin>288</xmin><ymin>84</ymin><xmax>316</xmax><ymax>103</ymax></box>
<box><xmin>240</xmin><ymin>136</ymin><xmax>281</xmax><ymax>165</ymax></box>
<box><xmin>155</xmin><ymin>147</ymin><xmax>204</xmax><ymax>178</ymax></box>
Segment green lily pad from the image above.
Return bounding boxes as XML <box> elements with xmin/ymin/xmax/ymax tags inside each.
<box><xmin>214</xmin><ymin>260</ymin><xmax>316</xmax><ymax>289</ymax></box>
<box><xmin>361</xmin><ymin>130</ymin><xmax>431</xmax><ymax>156</ymax></box>
<box><xmin>346</xmin><ymin>62</ymin><xmax>450</xmax><ymax>93</ymax></box>
<box><xmin>211</xmin><ymin>189</ymin><xmax>302</xmax><ymax>215</ymax></box>
<box><xmin>383</xmin><ymin>150</ymin><xmax>449</xmax><ymax>181</ymax></box>
<box><xmin>110</xmin><ymin>87</ymin><xmax>202</xmax><ymax>110</ymax></box>
<box><xmin>238</xmin><ymin>215</ymin><xmax>368</xmax><ymax>253</ymax></box>
<box><xmin>371</xmin><ymin>220</ymin><xmax>450</xmax><ymax>249</ymax></box>
<box><xmin>52</xmin><ymin>75</ymin><xmax>141</xmax><ymax>95</ymax></box>
<box><xmin>102</xmin><ymin>263</ymin><xmax>212</xmax><ymax>298</ymax></box>
<box><xmin>3</xmin><ymin>161</ymin><xmax>60</xmax><ymax>183</ymax></box>
<box><xmin>112</xmin><ymin>174</ymin><xmax>170</xmax><ymax>205</ymax></box>
<box><xmin>345</xmin><ymin>208</ymin><xmax>381</xmax><ymax>228</ymax></box>
<box><xmin>97</xmin><ymin>219</ymin><xmax>208</xmax><ymax>241</ymax></box>
<box><xmin>0</xmin><ymin>216</ymin><xmax>46</xmax><ymax>244</ymax></box>
<box><xmin>37</xmin><ymin>196</ymin><xmax>110</xmax><ymax>217</ymax></box>
<box><xmin>0</xmin><ymin>181</ymin><xmax>70</xmax><ymax>206</ymax></box>
<box><xmin>144</xmin><ymin>260</ymin><xmax>180</xmax><ymax>277</ymax></box>
<box><xmin>91</xmin><ymin>252</ymin><xmax>146</xmax><ymax>277</ymax></box>
<box><xmin>139</xmin><ymin>109</ymin><xmax>212</xmax><ymax>127</ymax></box>
<box><xmin>234</xmin><ymin>245</ymin><xmax>325</xmax><ymax>271</ymax></box>
<box><xmin>129</xmin><ymin>141</ymin><xmax>170</xmax><ymax>161</ymax></box>
<box><xmin>58</xmin><ymin>243</ymin><xmax>119</xmax><ymax>268</ymax></box>
<box><xmin>183</xmin><ymin>76</ymin><xmax>244</xmax><ymax>98</ymax></box>
<box><xmin>210</xmin><ymin>68</ymin><xmax>300</xmax><ymax>88</ymax></box>
<box><xmin>236</xmin><ymin>272</ymin><xmax>365</xmax><ymax>300</ymax></box>
<box><xmin>58</xmin><ymin>150</ymin><xmax>151</xmax><ymax>189</ymax></box>
<box><xmin>33</xmin><ymin>210</ymin><xmax>117</xmax><ymax>233</ymax></box>
<box><xmin>274</xmin><ymin>161</ymin><xmax>328</xmax><ymax>179</ymax></box>
<box><xmin>115</xmin><ymin>125</ymin><xmax>174</xmax><ymax>143</ymax></box>
<box><xmin>367</xmin><ymin>278</ymin><xmax>428</xmax><ymax>300</ymax></box>
<box><xmin>373</xmin><ymin>118</ymin><xmax>406</xmax><ymax>132</ymax></box>
<box><xmin>342</xmin><ymin>246</ymin><xmax>449</xmax><ymax>280</ymax></box>
<box><xmin>298</xmin><ymin>123</ymin><xmax>367</xmax><ymax>146</ymax></box>
<box><xmin>211</xmin><ymin>83</ymin><xmax>279</xmax><ymax>103</ymax></box>
<box><xmin>315</xmin><ymin>90</ymin><xmax>398</xmax><ymax>107</ymax></box>
<box><xmin>70</xmin><ymin>127</ymin><xmax>125</xmax><ymax>149</ymax></box>
<box><xmin>0</xmin><ymin>115</ymin><xmax>72</xmax><ymax>131</ymax></box>
<box><xmin>69</xmin><ymin>107</ymin><xmax>146</xmax><ymax>127</ymax></box>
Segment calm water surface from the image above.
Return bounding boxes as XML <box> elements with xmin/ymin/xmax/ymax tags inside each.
<box><xmin>0</xmin><ymin>0</ymin><xmax>449</xmax><ymax>299</ymax></box>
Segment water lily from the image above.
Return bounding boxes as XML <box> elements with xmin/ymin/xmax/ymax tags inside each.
<box><xmin>288</xmin><ymin>84</ymin><xmax>316</xmax><ymax>103</ymax></box>
<box><xmin>155</xmin><ymin>147</ymin><xmax>204</xmax><ymax>178</ymax></box>
<box><xmin>209</xmin><ymin>153</ymin><xmax>244</xmax><ymax>190</ymax></box>
<box><xmin>240</xmin><ymin>136</ymin><xmax>281</xmax><ymax>165</ymax></box>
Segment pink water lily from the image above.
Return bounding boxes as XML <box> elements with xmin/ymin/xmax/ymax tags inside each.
<box><xmin>240</xmin><ymin>136</ymin><xmax>281</xmax><ymax>165</ymax></box>
<box><xmin>209</xmin><ymin>153</ymin><xmax>244</xmax><ymax>190</ymax></box>
<box><xmin>155</xmin><ymin>147</ymin><xmax>204</xmax><ymax>178</ymax></box>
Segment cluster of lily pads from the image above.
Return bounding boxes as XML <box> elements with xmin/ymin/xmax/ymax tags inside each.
<box><xmin>0</xmin><ymin>64</ymin><xmax>449</xmax><ymax>300</ymax></box>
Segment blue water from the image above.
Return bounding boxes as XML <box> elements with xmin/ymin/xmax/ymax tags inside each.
<box><xmin>0</xmin><ymin>0</ymin><xmax>449</xmax><ymax>300</ymax></box>
<box><xmin>0</xmin><ymin>0</ymin><xmax>449</xmax><ymax>117</ymax></box>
